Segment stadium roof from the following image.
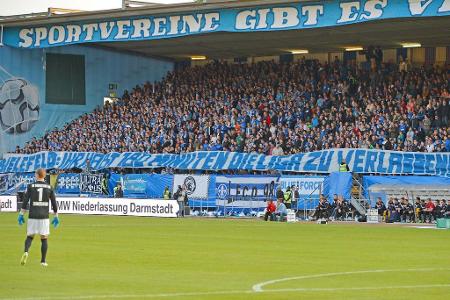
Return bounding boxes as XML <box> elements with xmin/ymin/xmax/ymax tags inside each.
<box><xmin>1</xmin><ymin>0</ymin><xmax>450</xmax><ymax>60</ymax></box>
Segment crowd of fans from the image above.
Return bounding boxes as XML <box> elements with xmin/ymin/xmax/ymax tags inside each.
<box><xmin>16</xmin><ymin>58</ymin><xmax>449</xmax><ymax>155</ymax></box>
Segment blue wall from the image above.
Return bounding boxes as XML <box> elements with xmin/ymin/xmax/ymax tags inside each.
<box><xmin>0</xmin><ymin>45</ymin><xmax>173</xmax><ymax>155</ymax></box>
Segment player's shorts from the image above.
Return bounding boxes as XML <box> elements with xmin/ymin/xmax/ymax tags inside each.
<box><xmin>27</xmin><ymin>218</ymin><xmax>50</xmax><ymax>236</ymax></box>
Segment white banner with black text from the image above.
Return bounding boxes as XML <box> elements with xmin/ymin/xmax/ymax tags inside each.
<box><xmin>0</xmin><ymin>195</ymin><xmax>18</xmax><ymax>212</ymax></box>
<box><xmin>54</xmin><ymin>197</ymin><xmax>179</xmax><ymax>218</ymax></box>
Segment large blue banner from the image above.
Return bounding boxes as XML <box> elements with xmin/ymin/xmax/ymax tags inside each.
<box><xmin>0</xmin><ymin>173</ymin><xmax>35</xmax><ymax>194</ymax></box>
<box><xmin>1</xmin><ymin>149</ymin><xmax>449</xmax><ymax>176</ymax></box>
<box><xmin>56</xmin><ymin>173</ymin><xmax>80</xmax><ymax>194</ymax></box>
<box><xmin>3</xmin><ymin>1</ymin><xmax>449</xmax><ymax>48</ymax></box>
<box><xmin>123</xmin><ymin>174</ymin><xmax>173</xmax><ymax>199</ymax></box>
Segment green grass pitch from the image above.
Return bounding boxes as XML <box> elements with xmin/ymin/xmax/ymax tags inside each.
<box><xmin>1</xmin><ymin>213</ymin><xmax>449</xmax><ymax>300</ymax></box>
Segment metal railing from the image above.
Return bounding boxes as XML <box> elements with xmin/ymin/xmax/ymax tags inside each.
<box><xmin>298</xmin><ymin>183</ymin><xmax>322</xmax><ymax>220</ymax></box>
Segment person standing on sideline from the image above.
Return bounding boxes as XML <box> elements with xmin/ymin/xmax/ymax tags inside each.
<box><xmin>292</xmin><ymin>185</ymin><xmax>300</xmax><ymax>212</ymax></box>
<box><xmin>114</xmin><ymin>183</ymin><xmax>123</xmax><ymax>198</ymax></box>
<box><xmin>339</xmin><ymin>159</ymin><xmax>350</xmax><ymax>172</ymax></box>
<box><xmin>163</xmin><ymin>186</ymin><xmax>171</xmax><ymax>200</ymax></box>
<box><xmin>276</xmin><ymin>186</ymin><xmax>284</xmax><ymax>203</ymax></box>
<box><xmin>173</xmin><ymin>185</ymin><xmax>186</xmax><ymax>217</ymax></box>
<box><xmin>18</xmin><ymin>168</ymin><xmax>59</xmax><ymax>267</ymax></box>
<box><xmin>84</xmin><ymin>159</ymin><xmax>92</xmax><ymax>174</ymax></box>
<box><xmin>283</xmin><ymin>186</ymin><xmax>292</xmax><ymax>209</ymax></box>
<box><xmin>101</xmin><ymin>175</ymin><xmax>109</xmax><ymax>195</ymax></box>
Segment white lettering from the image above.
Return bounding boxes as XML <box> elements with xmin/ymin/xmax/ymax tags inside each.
<box><xmin>168</xmin><ymin>15</ymin><xmax>181</xmax><ymax>35</ymax></box>
<box><xmin>338</xmin><ymin>2</ymin><xmax>361</xmax><ymax>23</ymax></box>
<box><xmin>202</xmin><ymin>12</ymin><xmax>220</xmax><ymax>31</ymax></box>
<box><xmin>18</xmin><ymin>28</ymin><xmax>33</xmax><ymax>48</ymax></box>
<box><xmin>438</xmin><ymin>0</ymin><xmax>450</xmax><ymax>12</ymax></box>
<box><xmin>302</xmin><ymin>5</ymin><xmax>324</xmax><ymax>25</ymax></box>
<box><xmin>34</xmin><ymin>27</ymin><xmax>48</xmax><ymax>47</ymax></box>
<box><xmin>271</xmin><ymin>7</ymin><xmax>300</xmax><ymax>28</ymax></box>
<box><xmin>65</xmin><ymin>25</ymin><xmax>82</xmax><ymax>42</ymax></box>
<box><xmin>152</xmin><ymin>18</ymin><xmax>167</xmax><ymax>36</ymax></box>
<box><xmin>180</xmin><ymin>14</ymin><xmax>203</xmax><ymax>34</ymax></box>
<box><xmin>83</xmin><ymin>24</ymin><xmax>98</xmax><ymax>41</ymax></box>
<box><xmin>235</xmin><ymin>10</ymin><xmax>257</xmax><ymax>30</ymax></box>
<box><xmin>256</xmin><ymin>9</ymin><xmax>270</xmax><ymax>29</ymax></box>
<box><xmin>408</xmin><ymin>0</ymin><xmax>433</xmax><ymax>15</ymax></box>
<box><xmin>360</xmin><ymin>0</ymin><xmax>388</xmax><ymax>20</ymax></box>
<box><xmin>131</xmin><ymin>19</ymin><xmax>151</xmax><ymax>38</ymax></box>
<box><xmin>49</xmin><ymin>26</ymin><xmax>66</xmax><ymax>44</ymax></box>
<box><xmin>99</xmin><ymin>22</ymin><xmax>115</xmax><ymax>39</ymax></box>
<box><xmin>115</xmin><ymin>20</ymin><xmax>131</xmax><ymax>39</ymax></box>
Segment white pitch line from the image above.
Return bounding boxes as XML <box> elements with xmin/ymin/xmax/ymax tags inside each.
<box><xmin>252</xmin><ymin>267</ymin><xmax>450</xmax><ymax>292</ymax></box>
<box><xmin>260</xmin><ymin>284</ymin><xmax>450</xmax><ymax>293</ymax></box>
<box><xmin>2</xmin><ymin>268</ymin><xmax>450</xmax><ymax>300</ymax></box>
<box><xmin>2</xmin><ymin>284</ymin><xmax>450</xmax><ymax>300</ymax></box>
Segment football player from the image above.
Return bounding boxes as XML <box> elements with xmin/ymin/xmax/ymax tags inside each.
<box><xmin>18</xmin><ymin>168</ymin><xmax>59</xmax><ymax>266</ymax></box>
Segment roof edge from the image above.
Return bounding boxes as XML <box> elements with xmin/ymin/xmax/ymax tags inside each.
<box><xmin>0</xmin><ymin>0</ymin><xmax>309</xmax><ymax>27</ymax></box>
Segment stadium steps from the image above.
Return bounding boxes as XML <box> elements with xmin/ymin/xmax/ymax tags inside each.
<box><xmin>351</xmin><ymin>174</ymin><xmax>370</xmax><ymax>216</ymax></box>
<box><xmin>350</xmin><ymin>197</ymin><xmax>369</xmax><ymax>216</ymax></box>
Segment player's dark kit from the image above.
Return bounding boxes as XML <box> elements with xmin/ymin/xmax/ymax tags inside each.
<box><xmin>18</xmin><ymin>178</ymin><xmax>60</xmax><ymax>267</ymax></box>
<box><xmin>22</xmin><ymin>181</ymin><xmax>58</xmax><ymax>219</ymax></box>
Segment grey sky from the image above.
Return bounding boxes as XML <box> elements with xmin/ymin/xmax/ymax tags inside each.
<box><xmin>0</xmin><ymin>0</ymin><xmax>194</xmax><ymax>16</ymax></box>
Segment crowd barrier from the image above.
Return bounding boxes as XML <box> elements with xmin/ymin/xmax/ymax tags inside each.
<box><xmin>2</xmin><ymin>172</ymin><xmax>449</xmax><ymax>217</ymax></box>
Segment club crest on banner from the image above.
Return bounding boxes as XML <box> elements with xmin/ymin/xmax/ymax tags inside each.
<box><xmin>184</xmin><ymin>176</ymin><xmax>196</xmax><ymax>195</ymax></box>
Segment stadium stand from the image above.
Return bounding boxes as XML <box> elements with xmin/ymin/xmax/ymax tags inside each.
<box><xmin>15</xmin><ymin>59</ymin><xmax>449</xmax><ymax>155</ymax></box>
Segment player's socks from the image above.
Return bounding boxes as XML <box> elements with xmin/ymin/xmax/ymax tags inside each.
<box><xmin>24</xmin><ymin>236</ymin><xmax>33</xmax><ymax>252</ymax></box>
<box><xmin>41</xmin><ymin>239</ymin><xmax>48</xmax><ymax>263</ymax></box>
<box><xmin>20</xmin><ymin>252</ymin><xmax>28</xmax><ymax>265</ymax></box>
